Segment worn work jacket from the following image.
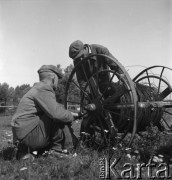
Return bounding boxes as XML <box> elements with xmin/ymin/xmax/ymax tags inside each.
<box><xmin>73</xmin><ymin>44</ymin><xmax>121</xmax><ymax>89</ymax></box>
<box><xmin>11</xmin><ymin>81</ymin><xmax>74</xmax><ymax>140</ymax></box>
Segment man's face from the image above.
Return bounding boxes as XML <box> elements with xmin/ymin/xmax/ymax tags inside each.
<box><xmin>75</xmin><ymin>46</ymin><xmax>89</xmax><ymax>62</ymax></box>
<box><xmin>83</xmin><ymin>46</ymin><xmax>89</xmax><ymax>58</ymax></box>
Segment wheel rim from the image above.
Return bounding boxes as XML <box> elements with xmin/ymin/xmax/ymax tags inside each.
<box><xmin>133</xmin><ymin>66</ymin><xmax>172</xmax><ymax>131</ymax></box>
<box><xmin>64</xmin><ymin>54</ymin><xmax>138</xmax><ymax>148</ymax></box>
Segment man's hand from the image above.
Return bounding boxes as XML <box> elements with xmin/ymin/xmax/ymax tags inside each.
<box><xmin>71</xmin><ymin>112</ymin><xmax>79</xmax><ymax>117</ymax></box>
<box><xmin>71</xmin><ymin>112</ymin><xmax>79</xmax><ymax>120</ymax></box>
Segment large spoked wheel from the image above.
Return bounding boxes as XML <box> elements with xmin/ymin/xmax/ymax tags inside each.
<box><xmin>133</xmin><ymin>66</ymin><xmax>172</xmax><ymax>132</ymax></box>
<box><xmin>64</xmin><ymin>54</ymin><xmax>138</xmax><ymax>149</ymax></box>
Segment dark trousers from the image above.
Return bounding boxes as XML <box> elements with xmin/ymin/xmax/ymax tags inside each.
<box><xmin>17</xmin><ymin>115</ymin><xmax>67</xmax><ymax>153</ymax></box>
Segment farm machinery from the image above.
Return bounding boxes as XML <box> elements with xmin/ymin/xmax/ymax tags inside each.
<box><xmin>64</xmin><ymin>54</ymin><xmax>172</xmax><ymax>149</ymax></box>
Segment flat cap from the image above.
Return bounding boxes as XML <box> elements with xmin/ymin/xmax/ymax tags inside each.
<box><xmin>38</xmin><ymin>65</ymin><xmax>63</xmax><ymax>79</ymax></box>
<box><xmin>69</xmin><ymin>40</ymin><xmax>84</xmax><ymax>60</ymax></box>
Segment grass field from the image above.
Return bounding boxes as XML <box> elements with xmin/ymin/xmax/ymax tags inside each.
<box><xmin>1</xmin><ymin>115</ymin><xmax>172</xmax><ymax>179</ymax></box>
<box><xmin>0</xmin><ymin>116</ymin><xmax>102</xmax><ymax>180</ymax></box>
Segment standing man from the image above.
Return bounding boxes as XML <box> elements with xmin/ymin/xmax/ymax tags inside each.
<box><xmin>11</xmin><ymin>65</ymin><xmax>77</xmax><ymax>159</ymax></box>
<box><xmin>69</xmin><ymin>40</ymin><xmax>122</xmax><ymax>142</ymax></box>
<box><xmin>69</xmin><ymin>40</ymin><xmax>122</xmax><ymax>90</ymax></box>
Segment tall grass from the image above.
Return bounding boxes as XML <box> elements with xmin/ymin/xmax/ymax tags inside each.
<box><xmin>1</xmin><ymin>116</ymin><xmax>172</xmax><ymax>179</ymax></box>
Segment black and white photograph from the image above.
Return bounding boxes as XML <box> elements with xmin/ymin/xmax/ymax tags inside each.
<box><xmin>0</xmin><ymin>0</ymin><xmax>172</xmax><ymax>179</ymax></box>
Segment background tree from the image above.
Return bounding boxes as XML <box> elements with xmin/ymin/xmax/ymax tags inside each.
<box><xmin>0</xmin><ymin>83</ymin><xmax>15</xmax><ymax>113</ymax></box>
<box><xmin>55</xmin><ymin>64</ymin><xmax>80</xmax><ymax>105</ymax></box>
<box><xmin>7</xmin><ymin>87</ymin><xmax>15</xmax><ymax>104</ymax></box>
<box><xmin>13</xmin><ymin>84</ymin><xmax>31</xmax><ymax>105</ymax></box>
<box><xmin>0</xmin><ymin>83</ymin><xmax>11</xmax><ymax>105</ymax></box>
<box><xmin>55</xmin><ymin>64</ymin><xmax>78</xmax><ymax>104</ymax></box>
<box><xmin>0</xmin><ymin>64</ymin><xmax>80</xmax><ymax>109</ymax></box>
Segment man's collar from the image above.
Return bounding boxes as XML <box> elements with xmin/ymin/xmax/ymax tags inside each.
<box><xmin>88</xmin><ymin>45</ymin><xmax>91</xmax><ymax>54</ymax></box>
<box><xmin>86</xmin><ymin>44</ymin><xmax>96</xmax><ymax>61</ymax></box>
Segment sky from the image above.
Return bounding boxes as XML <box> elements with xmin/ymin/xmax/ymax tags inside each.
<box><xmin>0</xmin><ymin>0</ymin><xmax>172</xmax><ymax>88</ymax></box>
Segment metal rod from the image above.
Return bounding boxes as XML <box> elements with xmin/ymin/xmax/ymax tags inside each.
<box><xmin>104</xmin><ymin>101</ymin><xmax>172</xmax><ymax>109</ymax></box>
<box><xmin>157</xmin><ymin>67</ymin><xmax>165</xmax><ymax>94</ymax></box>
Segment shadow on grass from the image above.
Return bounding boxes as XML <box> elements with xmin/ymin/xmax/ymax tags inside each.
<box><xmin>0</xmin><ymin>145</ymin><xmax>16</xmax><ymax>160</ymax></box>
<box><xmin>156</xmin><ymin>144</ymin><xmax>172</xmax><ymax>163</ymax></box>
<box><xmin>1</xmin><ymin>124</ymin><xmax>11</xmax><ymax>128</ymax></box>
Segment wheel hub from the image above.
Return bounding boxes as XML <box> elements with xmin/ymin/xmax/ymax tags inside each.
<box><xmin>84</xmin><ymin>98</ymin><xmax>103</xmax><ymax>113</ymax></box>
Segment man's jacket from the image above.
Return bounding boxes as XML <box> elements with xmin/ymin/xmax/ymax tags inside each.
<box><xmin>73</xmin><ymin>44</ymin><xmax>121</xmax><ymax>89</ymax></box>
<box><xmin>11</xmin><ymin>81</ymin><xmax>74</xmax><ymax>141</ymax></box>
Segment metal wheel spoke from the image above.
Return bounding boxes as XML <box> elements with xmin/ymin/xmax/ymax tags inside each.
<box><xmin>164</xmin><ymin>110</ymin><xmax>172</xmax><ymax>116</ymax></box>
<box><xmin>157</xmin><ymin>67</ymin><xmax>165</xmax><ymax>94</ymax></box>
<box><xmin>81</xmin><ymin>63</ymin><xmax>99</xmax><ymax>99</ymax></box>
<box><xmin>145</xmin><ymin>70</ymin><xmax>151</xmax><ymax>87</ymax></box>
<box><xmin>100</xmin><ymin>72</ymin><xmax>116</xmax><ymax>99</ymax></box>
<box><xmin>71</xmin><ymin>79</ymin><xmax>89</xmax><ymax>96</ymax></box>
<box><xmin>161</xmin><ymin>117</ymin><xmax>172</xmax><ymax>130</ymax></box>
<box><xmin>94</xmin><ymin>65</ymin><xmax>100</xmax><ymax>90</ymax></box>
<box><xmin>89</xmin><ymin>77</ymin><xmax>100</xmax><ymax>98</ymax></box>
<box><xmin>159</xmin><ymin>87</ymin><xmax>172</xmax><ymax>100</ymax></box>
<box><xmin>103</xmin><ymin>107</ymin><xmax>133</xmax><ymax>120</ymax></box>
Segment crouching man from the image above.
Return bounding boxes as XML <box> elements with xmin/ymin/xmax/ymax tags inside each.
<box><xmin>11</xmin><ymin>65</ymin><xmax>77</xmax><ymax>159</ymax></box>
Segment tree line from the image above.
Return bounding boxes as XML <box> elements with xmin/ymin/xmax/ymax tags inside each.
<box><xmin>0</xmin><ymin>64</ymin><xmax>77</xmax><ymax>109</ymax></box>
